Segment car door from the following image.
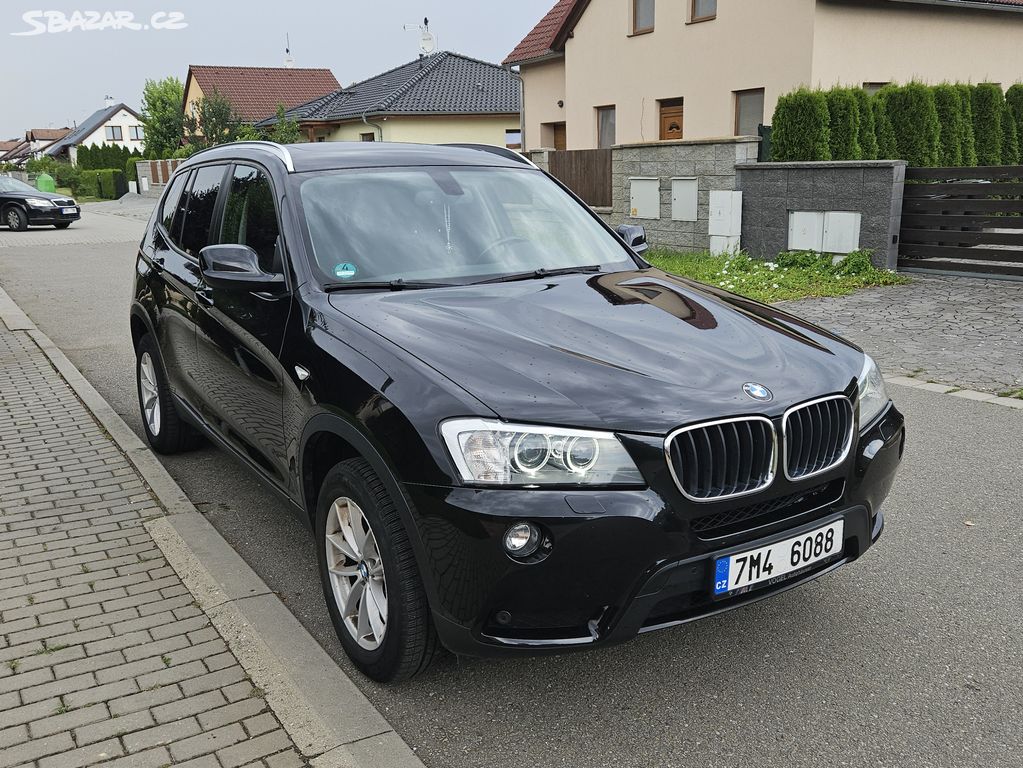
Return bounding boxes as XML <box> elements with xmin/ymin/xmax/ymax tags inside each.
<box><xmin>143</xmin><ymin>170</ymin><xmax>203</xmax><ymax>408</ymax></box>
<box><xmin>193</xmin><ymin>163</ymin><xmax>292</xmax><ymax>487</ymax></box>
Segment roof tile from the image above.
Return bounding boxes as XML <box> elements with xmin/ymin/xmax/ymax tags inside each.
<box><xmin>504</xmin><ymin>0</ymin><xmax>577</xmax><ymax>65</ymax></box>
<box><xmin>187</xmin><ymin>65</ymin><xmax>341</xmax><ymax>122</ymax></box>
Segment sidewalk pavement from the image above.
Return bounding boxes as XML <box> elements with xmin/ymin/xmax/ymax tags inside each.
<box><xmin>0</xmin><ymin>294</ymin><xmax>422</xmax><ymax>768</ymax></box>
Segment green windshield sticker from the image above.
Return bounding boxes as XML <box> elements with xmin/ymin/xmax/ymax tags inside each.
<box><xmin>333</xmin><ymin>262</ymin><xmax>358</xmax><ymax>280</ymax></box>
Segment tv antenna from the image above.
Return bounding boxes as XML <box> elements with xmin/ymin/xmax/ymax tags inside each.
<box><xmin>404</xmin><ymin>17</ymin><xmax>436</xmax><ymax>55</ymax></box>
<box><xmin>284</xmin><ymin>33</ymin><xmax>295</xmax><ymax>68</ymax></box>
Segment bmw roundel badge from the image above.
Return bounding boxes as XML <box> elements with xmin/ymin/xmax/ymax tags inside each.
<box><xmin>743</xmin><ymin>382</ymin><xmax>773</xmax><ymax>402</ymax></box>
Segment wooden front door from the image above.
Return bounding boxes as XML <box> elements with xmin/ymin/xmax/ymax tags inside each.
<box><xmin>660</xmin><ymin>106</ymin><xmax>684</xmax><ymax>141</ymax></box>
<box><xmin>553</xmin><ymin>122</ymin><xmax>567</xmax><ymax>151</ymax></box>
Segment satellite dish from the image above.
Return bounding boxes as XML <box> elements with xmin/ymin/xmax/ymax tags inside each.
<box><xmin>420</xmin><ymin>29</ymin><xmax>436</xmax><ymax>54</ymax></box>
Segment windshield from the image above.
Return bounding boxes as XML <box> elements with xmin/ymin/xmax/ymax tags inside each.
<box><xmin>296</xmin><ymin>166</ymin><xmax>636</xmax><ymax>285</ymax></box>
<box><xmin>0</xmin><ymin>177</ymin><xmax>41</xmax><ymax>195</ymax></box>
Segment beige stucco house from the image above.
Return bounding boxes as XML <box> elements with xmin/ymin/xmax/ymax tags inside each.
<box><xmin>257</xmin><ymin>52</ymin><xmax>521</xmax><ymax>147</ymax></box>
<box><xmin>506</xmin><ymin>0</ymin><xmax>1023</xmax><ymax>151</ymax></box>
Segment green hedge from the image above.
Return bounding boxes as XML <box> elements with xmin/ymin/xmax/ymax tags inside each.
<box><xmin>77</xmin><ymin>144</ymin><xmax>141</xmax><ymax>171</ymax></box>
<box><xmin>1002</xmin><ymin>100</ymin><xmax>1020</xmax><ymax>164</ymax></box>
<box><xmin>825</xmin><ymin>88</ymin><xmax>861</xmax><ymax>160</ymax></box>
<box><xmin>873</xmin><ymin>88</ymin><xmax>899</xmax><ymax>160</ymax></box>
<box><xmin>932</xmin><ymin>84</ymin><xmax>966</xmax><ymax>166</ymax></box>
<box><xmin>884</xmin><ymin>82</ymin><xmax>940</xmax><ymax>167</ymax></box>
<box><xmin>853</xmin><ymin>88</ymin><xmax>878</xmax><ymax>160</ymax></box>
<box><xmin>956</xmin><ymin>84</ymin><xmax>979</xmax><ymax>166</ymax></box>
<box><xmin>972</xmin><ymin>83</ymin><xmax>1003</xmax><ymax>166</ymax></box>
<box><xmin>71</xmin><ymin>169</ymin><xmax>125</xmax><ymax>199</ymax></box>
<box><xmin>771</xmin><ymin>88</ymin><xmax>831</xmax><ymax>162</ymax></box>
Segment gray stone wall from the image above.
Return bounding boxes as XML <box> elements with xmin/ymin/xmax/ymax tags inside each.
<box><xmin>135</xmin><ymin>159</ymin><xmax>184</xmax><ymax>198</ymax></box>
<box><xmin>735</xmin><ymin>161</ymin><xmax>907</xmax><ymax>269</ymax></box>
<box><xmin>611</xmin><ymin>137</ymin><xmax>760</xmax><ymax>251</ymax></box>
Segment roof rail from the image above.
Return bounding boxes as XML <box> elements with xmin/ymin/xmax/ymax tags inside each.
<box><xmin>185</xmin><ymin>141</ymin><xmax>295</xmax><ymax>172</ymax></box>
<box><xmin>442</xmin><ymin>143</ymin><xmax>538</xmax><ymax>169</ymax></box>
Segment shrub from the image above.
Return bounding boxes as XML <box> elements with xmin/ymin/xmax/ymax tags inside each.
<box><xmin>125</xmin><ymin>156</ymin><xmax>140</xmax><ymax>188</ymax></box>
<box><xmin>771</xmin><ymin>88</ymin><xmax>831</xmax><ymax>161</ymax></box>
<box><xmin>825</xmin><ymin>88</ymin><xmax>861</xmax><ymax>160</ymax></box>
<box><xmin>73</xmin><ymin>170</ymin><xmax>101</xmax><ymax>198</ymax></box>
<box><xmin>1002</xmin><ymin>100</ymin><xmax>1021</xmax><ymax>164</ymax></box>
<box><xmin>971</xmin><ymin>83</ymin><xmax>1003</xmax><ymax>165</ymax></box>
<box><xmin>956</xmin><ymin>84</ymin><xmax>978</xmax><ymax>166</ymax></box>
<box><xmin>872</xmin><ymin>89</ymin><xmax>899</xmax><ymax>159</ymax></box>
<box><xmin>884</xmin><ymin>82</ymin><xmax>941</xmax><ymax>166</ymax></box>
<box><xmin>853</xmin><ymin>88</ymin><xmax>878</xmax><ymax>160</ymax></box>
<box><xmin>1007</xmin><ymin>84</ymin><xmax>1023</xmax><ymax>150</ymax></box>
<box><xmin>932</xmin><ymin>84</ymin><xmax>965</xmax><ymax>166</ymax></box>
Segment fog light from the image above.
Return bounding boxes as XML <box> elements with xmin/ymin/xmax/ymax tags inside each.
<box><xmin>503</xmin><ymin>522</ymin><xmax>540</xmax><ymax>558</ymax></box>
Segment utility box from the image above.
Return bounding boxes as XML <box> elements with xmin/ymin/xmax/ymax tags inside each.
<box><xmin>629</xmin><ymin>178</ymin><xmax>660</xmax><ymax>219</ymax></box>
<box><xmin>788</xmin><ymin>211</ymin><xmax>862</xmax><ymax>253</ymax></box>
<box><xmin>671</xmin><ymin>178</ymin><xmax>698</xmax><ymax>222</ymax></box>
<box><xmin>35</xmin><ymin>173</ymin><xmax>56</xmax><ymax>194</ymax></box>
<box><xmin>709</xmin><ymin>191</ymin><xmax>742</xmax><ymax>237</ymax></box>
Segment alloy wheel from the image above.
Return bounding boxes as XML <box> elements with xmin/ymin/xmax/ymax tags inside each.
<box><xmin>6</xmin><ymin>211</ymin><xmax>18</xmax><ymax>229</ymax></box>
<box><xmin>138</xmin><ymin>352</ymin><xmax>161</xmax><ymax>436</ymax></box>
<box><xmin>325</xmin><ymin>496</ymin><xmax>388</xmax><ymax>650</ymax></box>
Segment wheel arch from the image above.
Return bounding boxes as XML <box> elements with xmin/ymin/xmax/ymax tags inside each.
<box><xmin>298</xmin><ymin>412</ymin><xmax>442</xmax><ymax>609</ymax></box>
<box><xmin>129</xmin><ymin>303</ymin><xmax>157</xmax><ymax>353</ymax></box>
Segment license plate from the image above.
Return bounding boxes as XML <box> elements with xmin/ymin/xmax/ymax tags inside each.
<box><xmin>713</xmin><ymin>519</ymin><xmax>844</xmax><ymax>597</ymax></box>
<box><xmin>62</xmin><ymin>207</ymin><xmax>76</xmax><ymax>215</ymax></box>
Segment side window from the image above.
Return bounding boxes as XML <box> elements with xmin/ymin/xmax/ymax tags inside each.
<box><xmin>159</xmin><ymin>173</ymin><xmax>188</xmax><ymax>242</ymax></box>
<box><xmin>220</xmin><ymin>165</ymin><xmax>282</xmax><ymax>274</ymax></box>
<box><xmin>180</xmin><ymin>165</ymin><xmax>226</xmax><ymax>258</ymax></box>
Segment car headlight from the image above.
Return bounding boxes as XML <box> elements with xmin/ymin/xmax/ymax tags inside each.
<box><xmin>440</xmin><ymin>418</ymin><xmax>643</xmax><ymax>486</ymax></box>
<box><xmin>857</xmin><ymin>354</ymin><xmax>889</xmax><ymax>427</ymax></box>
<box><xmin>25</xmin><ymin>198</ymin><xmax>55</xmax><ymax>208</ymax></box>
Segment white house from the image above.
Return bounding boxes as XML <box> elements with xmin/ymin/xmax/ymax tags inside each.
<box><xmin>43</xmin><ymin>100</ymin><xmax>145</xmax><ymax>164</ymax></box>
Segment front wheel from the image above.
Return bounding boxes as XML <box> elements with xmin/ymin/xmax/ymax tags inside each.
<box><xmin>316</xmin><ymin>458</ymin><xmax>438</xmax><ymax>682</ymax></box>
<box><xmin>4</xmin><ymin>206</ymin><xmax>27</xmax><ymax>231</ymax></box>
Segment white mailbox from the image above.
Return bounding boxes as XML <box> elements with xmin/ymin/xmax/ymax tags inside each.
<box><xmin>709</xmin><ymin>191</ymin><xmax>742</xmax><ymax>237</ymax></box>
<box><xmin>671</xmin><ymin>178</ymin><xmax>698</xmax><ymax>222</ymax></box>
<box><xmin>788</xmin><ymin>211</ymin><xmax>826</xmax><ymax>252</ymax></box>
<box><xmin>823</xmin><ymin>211</ymin><xmax>862</xmax><ymax>254</ymax></box>
<box><xmin>629</xmin><ymin>178</ymin><xmax>660</xmax><ymax>219</ymax></box>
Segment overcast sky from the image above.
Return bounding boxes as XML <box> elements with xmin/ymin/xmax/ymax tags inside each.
<box><xmin>2</xmin><ymin>0</ymin><xmax>554</xmax><ymax>138</ymax></box>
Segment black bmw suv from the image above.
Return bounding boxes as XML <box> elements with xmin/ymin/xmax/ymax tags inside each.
<box><xmin>130</xmin><ymin>141</ymin><xmax>904</xmax><ymax>682</ymax></box>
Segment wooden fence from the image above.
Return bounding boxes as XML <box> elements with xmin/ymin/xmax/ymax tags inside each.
<box><xmin>899</xmin><ymin>165</ymin><xmax>1023</xmax><ymax>278</ymax></box>
<box><xmin>548</xmin><ymin>149</ymin><xmax>612</xmax><ymax>207</ymax></box>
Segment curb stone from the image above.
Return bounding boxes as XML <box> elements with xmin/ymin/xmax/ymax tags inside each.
<box><xmin>0</xmin><ymin>284</ymin><xmax>425</xmax><ymax>768</ymax></box>
<box><xmin>884</xmin><ymin>375</ymin><xmax>1022</xmax><ymax>409</ymax></box>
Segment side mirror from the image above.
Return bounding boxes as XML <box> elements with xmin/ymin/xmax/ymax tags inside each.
<box><xmin>199</xmin><ymin>245</ymin><xmax>284</xmax><ymax>292</ymax></box>
<box><xmin>616</xmin><ymin>224</ymin><xmax>649</xmax><ymax>255</ymax></box>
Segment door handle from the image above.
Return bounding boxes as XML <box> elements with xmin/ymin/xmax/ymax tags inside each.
<box><xmin>196</xmin><ymin>288</ymin><xmax>214</xmax><ymax>307</ymax></box>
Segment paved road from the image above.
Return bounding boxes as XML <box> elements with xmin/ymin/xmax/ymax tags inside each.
<box><xmin>2</xmin><ymin>205</ymin><xmax>1021</xmax><ymax>768</ymax></box>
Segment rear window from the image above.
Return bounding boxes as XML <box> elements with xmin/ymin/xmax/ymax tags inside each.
<box><xmin>179</xmin><ymin>165</ymin><xmax>226</xmax><ymax>258</ymax></box>
<box><xmin>159</xmin><ymin>173</ymin><xmax>188</xmax><ymax>242</ymax></box>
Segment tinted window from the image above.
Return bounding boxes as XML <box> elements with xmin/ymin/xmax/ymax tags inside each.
<box><xmin>220</xmin><ymin>165</ymin><xmax>281</xmax><ymax>274</ymax></box>
<box><xmin>160</xmin><ymin>173</ymin><xmax>187</xmax><ymax>241</ymax></box>
<box><xmin>180</xmin><ymin>165</ymin><xmax>226</xmax><ymax>258</ymax></box>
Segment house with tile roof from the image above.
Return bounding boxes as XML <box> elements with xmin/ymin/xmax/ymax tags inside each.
<box><xmin>0</xmin><ymin>128</ymin><xmax>72</xmax><ymax>166</ymax></box>
<box><xmin>256</xmin><ymin>52</ymin><xmax>521</xmax><ymax>147</ymax></box>
<box><xmin>43</xmin><ymin>102</ymin><xmax>144</xmax><ymax>164</ymax></box>
<box><xmin>183</xmin><ymin>65</ymin><xmax>341</xmax><ymax>125</ymax></box>
<box><xmin>507</xmin><ymin>0</ymin><xmax>1023</xmax><ymax>151</ymax></box>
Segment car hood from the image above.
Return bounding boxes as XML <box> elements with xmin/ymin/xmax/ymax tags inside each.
<box><xmin>1</xmin><ymin>188</ymin><xmax>68</xmax><ymax>202</ymax></box>
<box><xmin>328</xmin><ymin>270</ymin><xmax>864</xmax><ymax>434</ymax></box>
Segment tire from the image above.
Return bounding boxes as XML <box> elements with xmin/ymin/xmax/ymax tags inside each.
<box><xmin>316</xmin><ymin>458</ymin><xmax>438</xmax><ymax>682</ymax></box>
<box><xmin>135</xmin><ymin>334</ymin><xmax>203</xmax><ymax>454</ymax></box>
<box><xmin>54</xmin><ymin>222</ymin><xmax>71</xmax><ymax>229</ymax></box>
<box><xmin>4</xmin><ymin>206</ymin><xmax>27</xmax><ymax>232</ymax></box>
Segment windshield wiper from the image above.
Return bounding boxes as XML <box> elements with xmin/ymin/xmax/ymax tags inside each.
<box><xmin>322</xmin><ymin>279</ymin><xmax>456</xmax><ymax>292</ymax></box>
<box><xmin>473</xmin><ymin>265</ymin><xmax>602</xmax><ymax>285</ymax></box>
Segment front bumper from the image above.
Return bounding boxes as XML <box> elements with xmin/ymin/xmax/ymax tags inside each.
<box><xmin>26</xmin><ymin>204</ymin><xmax>80</xmax><ymax>225</ymax></box>
<box><xmin>408</xmin><ymin>403</ymin><xmax>905</xmax><ymax>657</ymax></box>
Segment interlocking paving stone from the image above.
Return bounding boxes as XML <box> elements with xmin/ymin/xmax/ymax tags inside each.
<box><xmin>784</xmin><ymin>274</ymin><xmax>1023</xmax><ymax>394</ymax></box>
<box><xmin>0</xmin><ymin>325</ymin><xmax>302</xmax><ymax>767</ymax></box>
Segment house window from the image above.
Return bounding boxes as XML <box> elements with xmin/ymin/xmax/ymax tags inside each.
<box><xmin>734</xmin><ymin>88</ymin><xmax>765</xmax><ymax>137</ymax></box>
<box><xmin>691</xmin><ymin>0</ymin><xmax>716</xmax><ymax>22</ymax></box>
<box><xmin>129</xmin><ymin>126</ymin><xmax>144</xmax><ymax>141</ymax></box>
<box><xmin>633</xmin><ymin>0</ymin><xmax>654</xmax><ymax>34</ymax></box>
<box><xmin>596</xmin><ymin>106</ymin><xmax>616</xmax><ymax>149</ymax></box>
<box><xmin>659</xmin><ymin>98</ymin><xmax>684</xmax><ymax>141</ymax></box>
<box><xmin>505</xmin><ymin>129</ymin><xmax>523</xmax><ymax>150</ymax></box>
<box><xmin>360</xmin><ymin>132</ymin><xmax>376</xmax><ymax>142</ymax></box>
<box><xmin>105</xmin><ymin>126</ymin><xmax>123</xmax><ymax>142</ymax></box>
<box><xmin>863</xmin><ymin>82</ymin><xmax>889</xmax><ymax>96</ymax></box>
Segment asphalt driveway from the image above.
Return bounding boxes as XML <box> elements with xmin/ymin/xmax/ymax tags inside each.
<box><xmin>1</xmin><ymin>204</ymin><xmax>1020</xmax><ymax>767</ymax></box>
